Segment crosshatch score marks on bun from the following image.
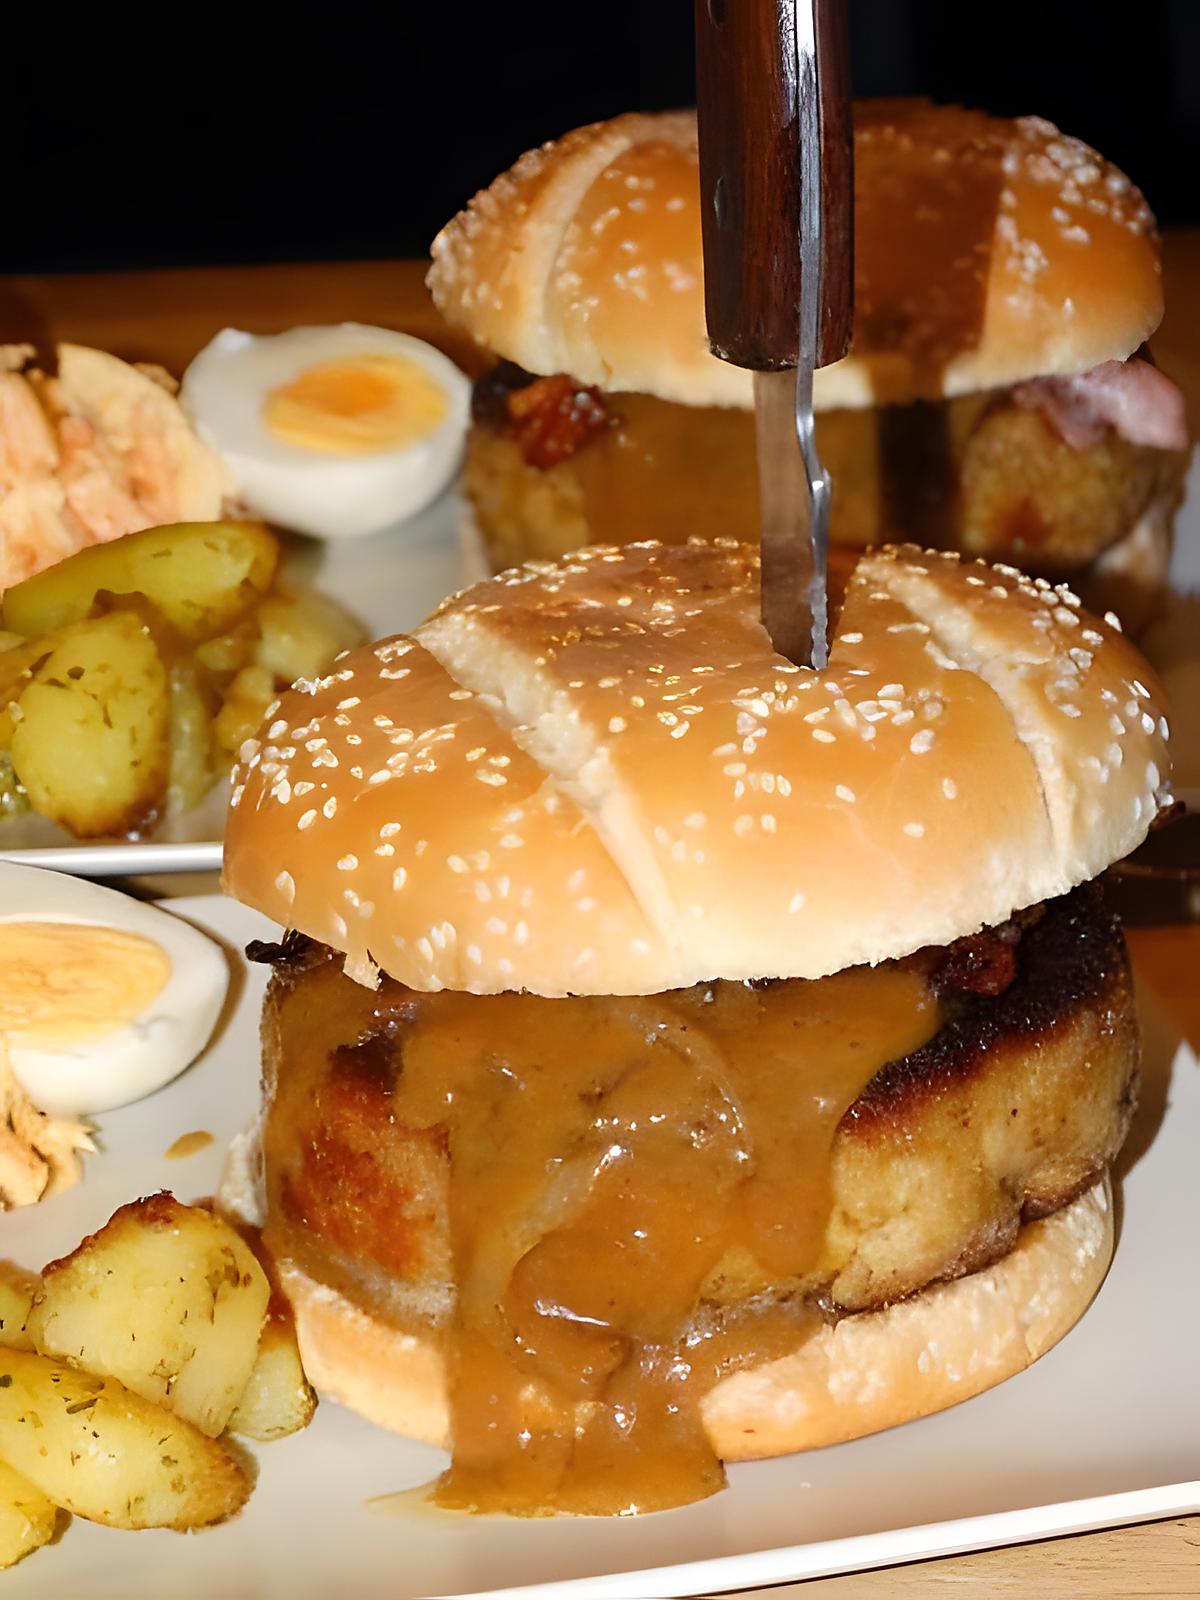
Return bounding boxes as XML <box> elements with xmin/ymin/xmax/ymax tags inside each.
<box><xmin>223</xmin><ymin>541</ymin><xmax>1170</xmax><ymax>997</ymax></box>
<box><xmin>426</xmin><ymin>102</ymin><xmax>1163</xmax><ymax>410</ymax></box>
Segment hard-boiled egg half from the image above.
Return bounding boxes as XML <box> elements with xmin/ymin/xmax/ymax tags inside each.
<box><xmin>0</xmin><ymin>864</ymin><xmax>227</xmax><ymax>1116</ymax></box>
<box><xmin>181</xmin><ymin>324</ymin><xmax>470</xmax><ymax>539</ymax></box>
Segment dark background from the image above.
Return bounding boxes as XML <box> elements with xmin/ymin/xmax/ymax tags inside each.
<box><xmin>5</xmin><ymin>0</ymin><xmax>1196</xmax><ymax>275</ymax></box>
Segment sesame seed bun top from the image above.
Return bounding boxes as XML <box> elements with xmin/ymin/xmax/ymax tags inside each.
<box><xmin>223</xmin><ymin>542</ymin><xmax>1169</xmax><ymax>996</ymax></box>
<box><xmin>426</xmin><ymin>102</ymin><xmax>1163</xmax><ymax>412</ymax></box>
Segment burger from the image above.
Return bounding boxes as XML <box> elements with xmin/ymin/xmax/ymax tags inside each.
<box><xmin>427</xmin><ymin>102</ymin><xmax>1188</xmax><ymax>626</ymax></box>
<box><xmin>222</xmin><ymin>538</ymin><xmax>1169</xmax><ymax>1515</ymax></box>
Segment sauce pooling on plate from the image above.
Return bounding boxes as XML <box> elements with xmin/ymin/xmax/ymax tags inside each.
<box><xmin>264</xmin><ymin>952</ymin><xmax>940</xmax><ymax>1514</ymax></box>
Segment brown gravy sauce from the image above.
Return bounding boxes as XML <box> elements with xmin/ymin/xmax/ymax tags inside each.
<box><xmin>353</xmin><ymin>964</ymin><xmax>942</xmax><ymax>1515</ymax></box>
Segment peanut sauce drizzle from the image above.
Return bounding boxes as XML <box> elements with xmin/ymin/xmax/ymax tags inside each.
<box><xmin>377</xmin><ymin>964</ymin><xmax>940</xmax><ymax>1514</ymax></box>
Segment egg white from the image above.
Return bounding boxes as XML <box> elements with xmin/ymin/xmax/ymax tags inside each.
<box><xmin>0</xmin><ymin>864</ymin><xmax>228</xmax><ymax>1116</ymax></box>
<box><xmin>181</xmin><ymin>323</ymin><xmax>470</xmax><ymax>539</ymax></box>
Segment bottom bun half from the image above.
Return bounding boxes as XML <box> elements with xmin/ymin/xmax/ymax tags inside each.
<box><xmin>278</xmin><ymin>1178</ymin><xmax>1113</xmax><ymax>1462</ymax></box>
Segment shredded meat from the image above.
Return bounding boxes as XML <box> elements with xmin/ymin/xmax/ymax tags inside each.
<box><xmin>0</xmin><ymin>1047</ymin><xmax>93</xmax><ymax>1208</ymax></box>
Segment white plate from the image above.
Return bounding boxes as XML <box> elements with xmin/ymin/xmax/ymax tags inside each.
<box><xmin>0</xmin><ymin>488</ymin><xmax>471</xmax><ymax>876</ymax></box>
<box><xmin>1</xmin><ymin>893</ymin><xmax>1197</xmax><ymax>1599</ymax></box>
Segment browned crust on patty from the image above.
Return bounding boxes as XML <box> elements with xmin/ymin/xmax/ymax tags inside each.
<box><xmin>823</xmin><ymin>888</ymin><xmax>1136</xmax><ymax>1309</ymax></box>
<box><xmin>257</xmin><ymin>887</ymin><xmax>1137</xmax><ymax>1330</ymax></box>
<box><xmin>853</xmin><ymin>887</ymin><xmax>1129</xmax><ymax>1120</ymax></box>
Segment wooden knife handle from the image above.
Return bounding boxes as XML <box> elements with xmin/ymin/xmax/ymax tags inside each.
<box><xmin>694</xmin><ymin>0</ymin><xmax>854</xmax><ymax>371</ymax></box>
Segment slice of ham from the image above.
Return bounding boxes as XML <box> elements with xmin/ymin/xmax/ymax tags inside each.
<box><xmin>1013</xmin><ymin>358</ymin><xmax>1189</xmax><ymax>454</ymax></box>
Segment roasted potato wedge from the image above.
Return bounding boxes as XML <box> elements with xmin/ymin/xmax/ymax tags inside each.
<box><xmin>253</xmin><ymin>587</ymin><xmax>361</xmax><ymax>685</ymax></box>
<box><xmin>193</xmin><ymin>621</ymin><xmax>256</xmax><ymax>678</ymax></box>
<box><xmin>0</xmin><ymin>1265</ymin><xmax>37</xmax><ymax>1351</ymax></box>
<box><xmin>213</xmin><ymin>663</ymin><xmax>276</xmax><ymax>759</ymax></box>
<box><xmin>0</xmin><ymin>636</ymin><xmax>54</xmax><ymax>751</ymax></box>
<box><xmin>228</xmin><ymin>1294</ymin><xmax>316</xmax><ymax>1442</ymax></box>
<box><xmin>0</xmin><ymin>1458</ymin><xmax>58</xmax><ymax>1568</ymax></box>
<box><xmin>166</xmin><ymin>659</ymin><xmax>216</xmax><ymax>815</ymax></box>
<box><xmin>0</xmin><ymin>1348</ymin><xmax>249</xmax><ymax>1530</ymax></box>
<box><xmin>7</xmin><ymin>611</ymin><xmax>169</xmax><ymax>838</ymax></box>
<box><xmin>2</xmin><ymin>520</ymin><xmax>279</xmax><ymax>645</ymax></box>
<box><xmin>29</xmin><ymin>1194</ymin><xmax>269</xmax><ymax>1439</ymax></box>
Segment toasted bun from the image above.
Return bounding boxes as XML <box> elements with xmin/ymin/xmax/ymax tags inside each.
<box><xmin>278</xmin><ymin>1178</ymin><xmax>1112</xmax><ymax>1459</ymax></box>
<box><xmin>224</xmin><ymin>542</ymin><xmax>1169</xmax><ymax>996</ymax></box>
<box><xmin>427</xmin><ymin>103</ymin><xmax>1162</xmax><ymax>411</ymax></box>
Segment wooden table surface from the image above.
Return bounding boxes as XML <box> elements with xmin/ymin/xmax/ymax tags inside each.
<box><xmin>1</xmin><ymin>242</ymin><xmax>1198</xmax><ymax>1600</ymax></box>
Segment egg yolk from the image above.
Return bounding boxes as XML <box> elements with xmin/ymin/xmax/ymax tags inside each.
<box><xmin>263</xmin><ymin>354</ymin><xmax>448</xmax><ymax>455</ymax></box>
<box><xmin>0</xmin><ymin>922</ymin><xmax>171</xmax><ymax>1049</ymax></box>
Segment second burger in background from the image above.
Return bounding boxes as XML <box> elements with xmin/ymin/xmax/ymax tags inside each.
<box><xmin>428</xmin><ymin>102</ymin><xmax>1188</xmax><ymax>624</ymax></box>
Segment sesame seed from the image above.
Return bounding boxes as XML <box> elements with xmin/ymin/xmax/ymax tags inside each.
<box><xmin>375</xmin><ymin>843</ymin><xmax>394</xmax><ymax>857</ymax></box>
<box><xmin>323</xmin><ymin>797</ymin><xmax>338</xmax><ymax>819</ymax></box>
<box><xmin>788</xmin><ymin>891</ymin><xmax>806</xmax><ymax>914</ymax></box>
<box><xmin>942</xmin><ymin>777</ymin><xmax>958</xmax><ymax>800</ymax></box>
<box><xmin>298</xmin><ymin>809</ymin><xmax>317</xmax><ymax>830</ymax></box>
<box><xmin>812</xmin><ymin>728</ymin><xmax>836</xmax><ymax>744</ymax></box>
<box><xmin>836</xmin><ymin>784</ymin><xmax>857</xmax><ymax>803</ymax></box>
<box><xmin>275</xmin><ymin>871</ymin><xmax>295</xmax><ymax>901</ymax></box>
<box><xmin>337</xmin><ymin>854</ymin><xmax>358</xmax><ymax>871</ymax></box>
<box><xmin>903</xmin><ymin>821</ymin><xmax>925</xmax><ymax>838</ymax></box>
<box><xmin>910</xmin><ymin>729</ymin><xmax>935</xmax><ymax>754</ymax></box>
<box><xmin>393</xmin><ymin>867</ymin><xmax>408</xmax><ymax>890</ymax></box>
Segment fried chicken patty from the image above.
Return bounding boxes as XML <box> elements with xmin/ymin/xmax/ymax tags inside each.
<box><xmin>465</xmin><ymin>366</ymin><xmax>1185</xmax><ymax>581</ymax></box>
<box><xmin>256</xmin><ymin>886</ymin><xmax>1136</xmax><ymax>1335</ymax></box>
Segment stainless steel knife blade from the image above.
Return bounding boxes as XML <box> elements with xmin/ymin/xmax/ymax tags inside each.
<box><xmin>754</xmin><ymin>0</ymin><xmax>833</xmax><ymax>670</ymax></box>
<box><xmin>694</xmin><ymin>0</ymin><xmax>852</xmax><ymax>669</ymax></box>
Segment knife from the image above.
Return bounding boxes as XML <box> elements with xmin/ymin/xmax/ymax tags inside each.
<box><xmin>694</xmin><ymin>0</ymin><xmax>854</xmax><ymax>669</ymax></box>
